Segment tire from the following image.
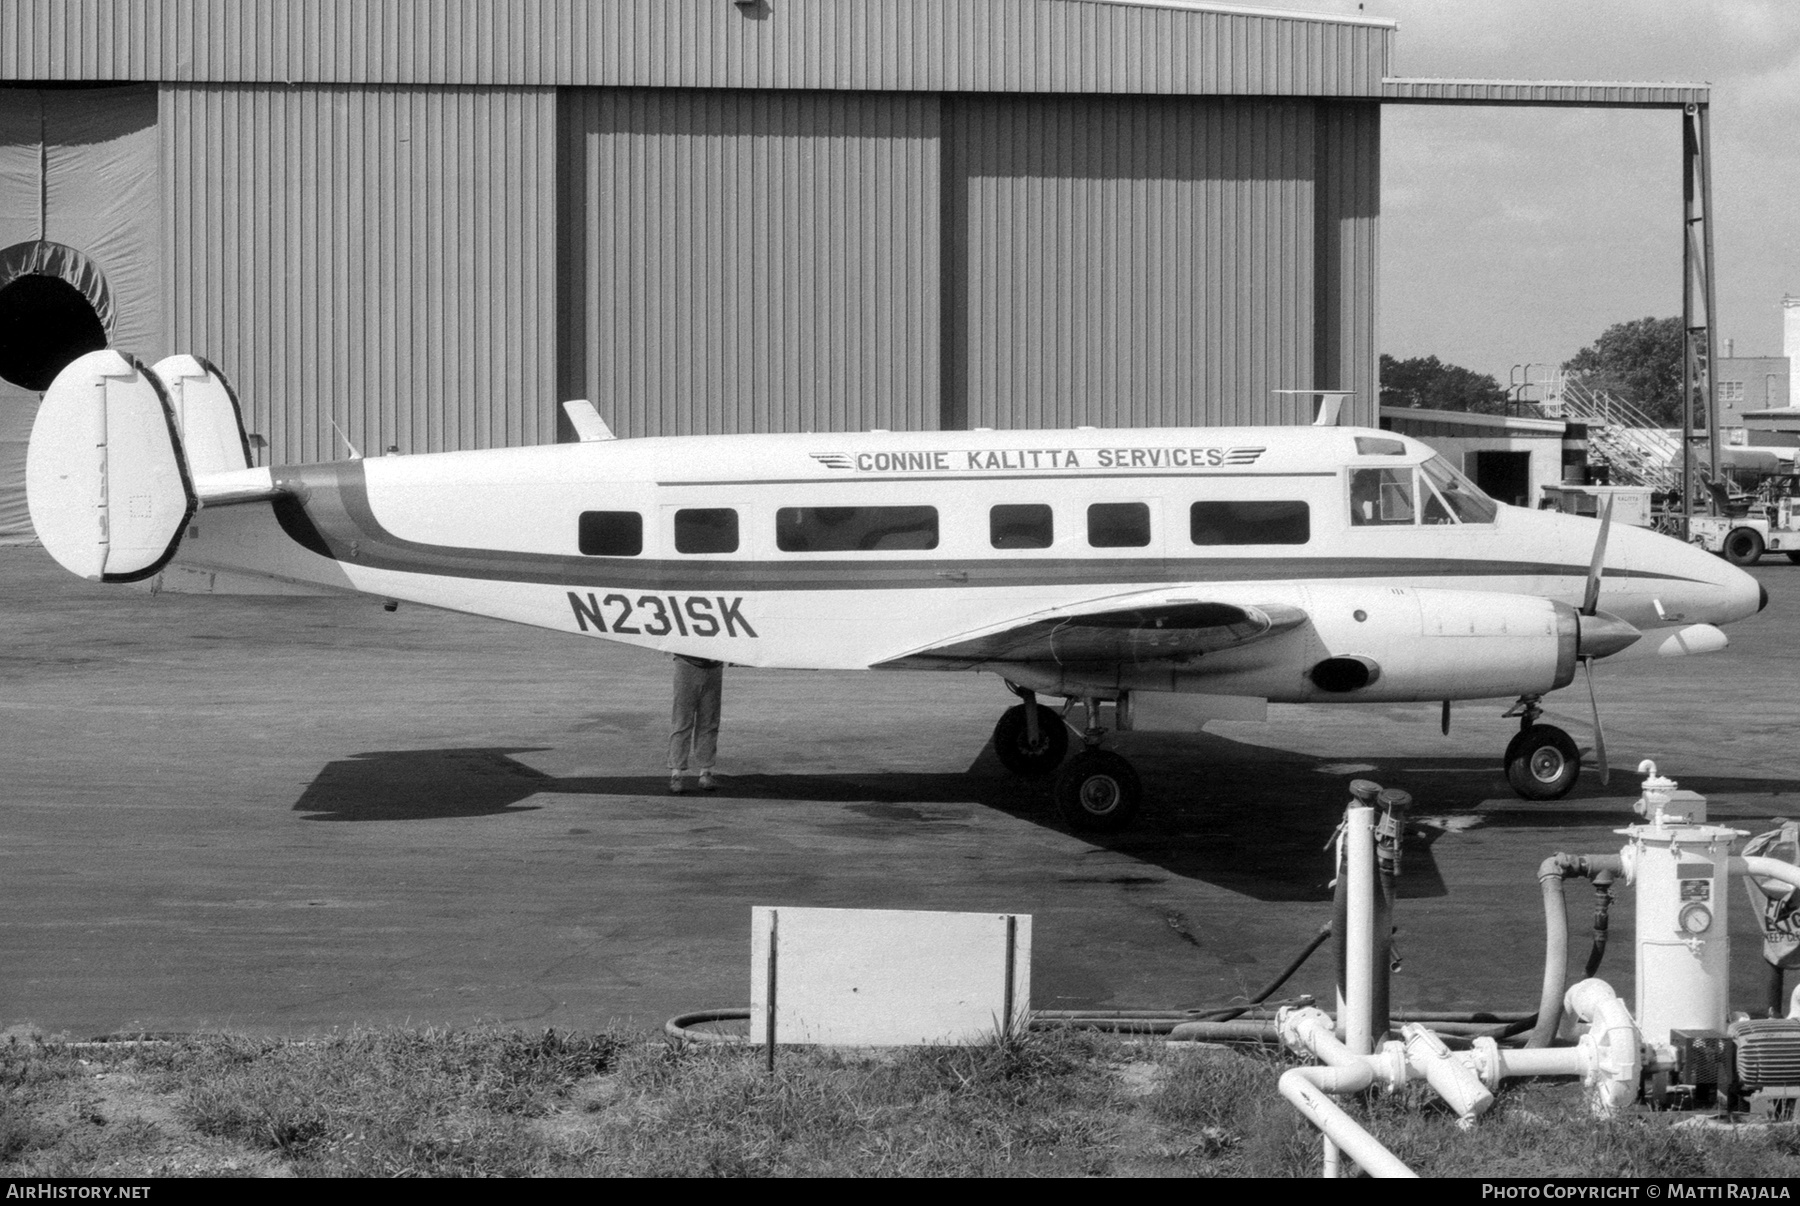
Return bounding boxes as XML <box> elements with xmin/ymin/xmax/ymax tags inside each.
<box><xmin>1054</xmin><ymin>750</ymin><xmax>1142</xmax><ymax>833</ymax></box>
<box><xmin>1724</xmin><ymin>527</ymin><xmax>1765</xmax><ymax>566</ymax></box>
<box><xmin>1503</xmin><ymin>726</ymin><xmax>1530</xmax><ymax>769</ymax></box>
<box><xmin>1786</xmin><ymin>551</ymin><xmax>1800</xmax><ymax>566</ymax></box>
<box><xmin>1505</xmin><ymin>724</ymin><xmax>1581</xmax><ymax>801</ymax></box>
<box><xmin>991</xmin><ymin>703</ymin><xmax>1069</xmax><ymax>778</ymax></box>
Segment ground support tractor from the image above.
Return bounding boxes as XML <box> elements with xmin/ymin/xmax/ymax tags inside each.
<box><xmin>1689</xmin><ymin>473</ymin><xmax>1800</xmax><ymax>566</ymax></box>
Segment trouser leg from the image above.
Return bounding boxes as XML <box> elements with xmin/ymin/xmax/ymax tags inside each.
<box><xmin>668</xmin><ymin>662</ymin><xmax>703</xmax><ymax>771</ymax></box>
<box><xmin>691</xmin><ymin>667</ymin><xmax>722</xmax><ymax>771</ymax></box>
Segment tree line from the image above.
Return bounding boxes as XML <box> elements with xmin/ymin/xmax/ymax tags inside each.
<box><xmin>1381</xmin><ymin>316</ymin><xmax>1687</xmax><ymax>425</ymax></box>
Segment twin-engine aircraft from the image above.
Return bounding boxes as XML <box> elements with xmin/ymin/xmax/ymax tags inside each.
<box><xmin>27</xmin><ymin>350</ymin><xmax>1765</xmax><ymax>831</ymax></box>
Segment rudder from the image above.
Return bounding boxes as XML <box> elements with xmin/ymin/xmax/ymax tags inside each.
<box><xmin>150</xmin><ymin>354</ymin><xmax>252</xmax><ymax>475</ymax></box>
<box><xmin>27</xmin><ymin>349</ymin><xmax>197</xmax><ymax>582</ymax></box>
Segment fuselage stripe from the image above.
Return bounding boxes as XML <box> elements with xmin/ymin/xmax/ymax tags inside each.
<box><xmin>275</xmin><ymin>461</ymin><xmax>1707</xmax><ymax>593</ymax></box>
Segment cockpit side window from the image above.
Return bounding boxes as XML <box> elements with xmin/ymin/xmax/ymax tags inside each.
<box><xmin>1421</xmin><ymin>455</ymin><xmax>1500</xmax><ymax>524</ymax></box>
<box><xmin>1348</xmin><ymin>467</ymin><xmax>1416</xmax><ymax>526</ymax></box>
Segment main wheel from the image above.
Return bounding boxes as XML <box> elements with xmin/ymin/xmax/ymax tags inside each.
<box><xmin>1054</xmin><ymin>750</ymin><xmax>1141</xmax><ymax>833</ymax></box>
<box><xmin>1786</xmin><ymin>551</ymin><xmax>1800</xmax><ymax>565</ymax></box>
<box><xmin>991</xmin><ymin>703</ymin><xmax>1069</xmax><ymax>777</ymax></box>
<box><xmin>1505</xmin><ymin>724</ymin><xmax>1581</xmax><ymax>800</ymax></box>
<box><xmin>1724</xmin><ymin>527</ymin><xmax>1765</xmax><ymax>566</ymax></box>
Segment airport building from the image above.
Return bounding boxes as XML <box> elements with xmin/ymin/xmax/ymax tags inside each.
<box><xmin>0</xmin><ymin>1</ymin><xmax>1708</xmax><ymax>540</ymax></box>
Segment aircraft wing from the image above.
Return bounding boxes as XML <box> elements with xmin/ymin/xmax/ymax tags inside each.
<box><xmin>875</xmin><ymin>597</ymin><xmax>1308</xmax><ymax>671</ymax></box>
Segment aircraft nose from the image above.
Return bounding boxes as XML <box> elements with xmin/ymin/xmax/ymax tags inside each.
<box><xmin>1718</xmin><ymin>559</ymin><xmax>1764</xmax><ymax>623</ymax></box>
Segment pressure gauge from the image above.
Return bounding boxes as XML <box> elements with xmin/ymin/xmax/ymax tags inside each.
<box><xmin>1678</xmin><ymin>902</ymin><xmax>1713</xmax><ymax>935</ymax></box>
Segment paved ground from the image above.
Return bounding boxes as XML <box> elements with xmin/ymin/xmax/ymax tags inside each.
<box><xmin>3</xmin><ymin>543</ymin><xmax>1799</xmax><ymax>1038</ymax></box>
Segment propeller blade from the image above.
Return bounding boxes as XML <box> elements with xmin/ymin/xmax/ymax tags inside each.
<box><xmin>1580</xmin><ymin>494</ymin><xmax>1616</xmax><ymax>617</ymax></box>
<box><xmin>1440</xmin><ymin>700</ymin><xmax>1451</xmax><ymax>736</ymax></box>
<box><xmin>1582</xmin><ymin>658</ymin><xmax>1610</xmax><ymax>785</ymax></box>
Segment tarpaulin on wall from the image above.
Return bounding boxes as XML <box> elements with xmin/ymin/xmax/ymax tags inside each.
<box><xmin>0</xmin><ymin>86</ymin><xmax>161</xmax><ymax>543</ymax></box>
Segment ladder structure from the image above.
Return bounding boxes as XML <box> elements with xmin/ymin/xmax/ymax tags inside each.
<box><xmin>1537</xmin><ymin>371</ymin><xmax>1681</xmax><ymax>493</ymax></box>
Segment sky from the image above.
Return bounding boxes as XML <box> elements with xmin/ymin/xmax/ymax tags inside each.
<box><xmin>1243</xmin><ymin>0</ymin><xmax>1800</xmax><ymax>385</ymax></box>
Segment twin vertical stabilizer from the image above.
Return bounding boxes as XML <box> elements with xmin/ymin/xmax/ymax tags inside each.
<box><xmin>26</xmin><ymin>351</ymin><xmax>253</xmax><ymax>583</ymax></box>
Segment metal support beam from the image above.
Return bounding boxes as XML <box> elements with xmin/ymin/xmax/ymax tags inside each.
<box><xmin>1681</xmin><ymin>103</ymin><xmax>1720</xmax><ymax>536</ymax></box>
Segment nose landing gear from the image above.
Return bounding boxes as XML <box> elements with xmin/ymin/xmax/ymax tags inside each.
<box><xmin>992</xmin><ymin>687</ymin><xmax>1143</xmax><ymax>833</ymax></box>
<box><xmin>1502</xmin><ymin>695</ymin><xmax>1581</xmax><ymax>800</ymax></box>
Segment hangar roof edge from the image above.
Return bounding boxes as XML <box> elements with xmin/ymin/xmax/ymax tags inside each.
<box><xmin>1067</xmin><ymin>0</ymin><xmax>1395</xmax><ymax>29</ymax></box>
<box><xmin>0</xmin><ymin>0</ymin><xmax>1394</xmax><ymax>95</ymax></box>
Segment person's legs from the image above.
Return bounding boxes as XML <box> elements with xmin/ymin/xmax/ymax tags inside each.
<box><xmin>668</xmin><ymin>660</ymin><xmax>704</xmax><ymax>791</ymax></box>
<box><xmin>692</xmin><ymin>666</ymin><xmax>722</xmax><ymax>786</ymax></box>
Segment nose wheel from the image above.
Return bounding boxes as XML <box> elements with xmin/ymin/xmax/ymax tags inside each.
<box><xmin>1501</xmin><ymin>697</ymin><xmax>1580</xmax><ymax>800</ymax></box>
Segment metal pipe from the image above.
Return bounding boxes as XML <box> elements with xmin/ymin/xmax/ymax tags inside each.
<box><xmin>1335</xmin><ymin>781</ymin><xmax>1380</xmax><ymax>1038</ymax></box>
<box><xmin>1278</xmin><ymin>1066</ymin><xmax>1417</xmax><ymax>1179</ymax></box>
<box><xmin>1565</xmin><ymin>978</ymin><xmax>1640</xmax><ymax>1115</ymax></box>
<box><xmin>1164</xmin><ymin>1019</ymin><xmax>1283</xmax><ymax>1043</ymax></box>
<box><xmin>1374</xmin><ymin>788</ymin><xmax>1409</xmax><ymax>1043</ymax></box>
<box><xmin>1402</xmin><ymin>1023</ymin><xmax>1493</xmax><ymax>1127</ymax></box>
<box><xmin>1345</xmin><ymin>805</ymin><xmax>1376</xmax><ymax>1055</ymax></box>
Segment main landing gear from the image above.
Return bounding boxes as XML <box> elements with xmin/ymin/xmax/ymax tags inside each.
<box><xmin>993</xmin><ymin>685</ymin><xmax>1141</xmax><ymax>833</ymax></box>
<box><xmin>1501</xmin><ymin>695</ymin><xmax>1581</xmax><ymax>801</ymax></box>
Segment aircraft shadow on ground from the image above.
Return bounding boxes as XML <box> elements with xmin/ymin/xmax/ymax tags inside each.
<box><xmin>292</xmin><ymin>735</ymin><xmax>1800</xmax><ymax>904</ymax></box>
<box><xmin>293</xmin><ymin>748</ymin><xmax>557</xmax><ymax>821</ymax></box>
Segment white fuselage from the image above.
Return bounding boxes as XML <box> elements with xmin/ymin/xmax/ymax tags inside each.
<box><xmin>177</xmin><ymin>425</ymin><xmax>1764</xmax><ymax>703</ymax></box>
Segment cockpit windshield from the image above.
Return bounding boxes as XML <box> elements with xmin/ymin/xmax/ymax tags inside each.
<box><xmin>1420</xmin><ymin>455</ymin><xmax>1499</xmax><ymax>524</ymax></box>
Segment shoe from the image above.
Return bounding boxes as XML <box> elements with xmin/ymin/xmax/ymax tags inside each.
<box><xmin>698</xmin><ymin>771</ymin><xmax>717</xmax><ymax>791</ymax></box>
<box><xmin>669</xmin><ymin>772</ymin><xmax>685</xmax><ymax>795</ymax></box>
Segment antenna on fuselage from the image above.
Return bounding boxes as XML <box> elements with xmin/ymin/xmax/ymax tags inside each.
<box><xmin>1272</xmin><ymin>389</ymin><xmax>1355</xmax><ymax>427</ymax></box>
<box><xmin>562</xmin><ymin>399</ymin><xmax>617</xmax><ymax>442</ymax></box>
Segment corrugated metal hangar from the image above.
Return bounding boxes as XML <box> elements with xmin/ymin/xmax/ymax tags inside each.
<box><xmin>0</xmin><ymin>0</ymin><xmax>1709</xmax><ymax>540</ymax></box>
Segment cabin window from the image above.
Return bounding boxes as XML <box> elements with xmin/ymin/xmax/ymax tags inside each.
<box><xmin>675</xmin><ymin>508</ymin><xmax>739</xmax><ymax>554</ymax></box>
<box><xmin>776</xmin><ymin>505</ymin><xmax>939</xmax><ymax>552</ymax></box>
<box><xmin>1421</xmin><ymin>456</ymin><xmax>1499</xmax><ymax>524</ymax></box>
<box><xmin>990</xmin><ymin>504</ymin><xmax>1053</xmax><ymax>549</ymax></box>
<box><xmin>1190</xmin><ymin>501</ymin><xmax>1310</xmax><ymax>545</ymax></box>
<box><xmin>1348</xmin><ymin>468</ymin><xmax>1416</xmax><ymax>526</ymax></box>
<box><xmin>1355</xmin><ymin>436</ymin><xmax>1408</xmax><ymax>456</ymax></box>
<box><xmin>1087</xmin><ymin>502</ymin><xmax>1151</xmax><ymax>548</ymax></box>
<box><xmin>578</xmin><ymin>510</ymin><xmax>643</xmax><ymax>556</ymax></box>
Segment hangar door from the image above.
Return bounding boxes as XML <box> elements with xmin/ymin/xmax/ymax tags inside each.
<box><xmin>0</xmin><ymin>86</ymin><xmax>161</xmax><ymax>542</ymax></box>
<box><xmin>558</xmin><ymin>88</ymin><xmax>942</xmax><ymax>437</ymax></box>
<box><xmin>945</xmin><ymin>96</ymin><xmax>1378</xmax><ymax>431</ymax></box>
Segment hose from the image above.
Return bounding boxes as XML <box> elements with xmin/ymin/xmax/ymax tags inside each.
<box><xmin>1186</xmin><ymin>922</ymin><xmax>1334</xmax><ymax>1021</ymax></box>
<box><xmin>1527</xmin><ymin>853</ymin><xmax>1624</xmax><ymax>1048</ymax></box>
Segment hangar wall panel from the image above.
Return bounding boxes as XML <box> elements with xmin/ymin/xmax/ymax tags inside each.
<box><xmin>950</xmin><ymin>95</ymin><xmax>1320</xmax><ymax>430</ymax></box>
<box><xmin>162</xmin><ymin>84</ymin><xmax>556</xmax><ymax>463</ymax></box>
<box><xmin>1314</xmin><ymin>101</ymin><xmax>1379</xmax><ymax>425</ymax></box>
<box><xmin>2</xmin><ymin>0</ymin><xmax>1392</xmax><ymax>95</ymax></box>
<box><xmin>560</xmin><ymin>88</ymin><xmax>941</xmax><ymax>437</ymax></box>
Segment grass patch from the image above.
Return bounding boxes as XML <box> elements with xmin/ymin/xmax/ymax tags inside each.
<box><xmin>4</xmin><ymin>1027</ymin><xmax>1800</xmax><ymax>1177</ymax></box>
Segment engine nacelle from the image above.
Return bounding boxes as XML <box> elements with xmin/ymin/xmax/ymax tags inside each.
<box><xmin>1002</xmin><ymin>585</ymin><xmax>1580</xmax><ymax>704</ymax></box>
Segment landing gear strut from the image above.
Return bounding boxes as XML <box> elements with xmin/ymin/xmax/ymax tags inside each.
<box><xmin>1055</xmin><ymin>695</ymin><xmax>1142</xmax><ymax>832</ymax></box>
<box><xmin>991</xmin><ymin>688</ymin><xmax>1143</xmax><ymax>832</ymax></box>
<box><xmin>1502</xmin><ymin>695</ymin><xmax>1580</xmax><ymax>801</ymax></box>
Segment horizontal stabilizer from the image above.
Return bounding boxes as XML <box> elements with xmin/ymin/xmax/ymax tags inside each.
<box><xmin>877</xmin><ymin>598</ymin><xmax>1308</xmax><ymax>670</ymax></box>
<box><xmin>28</xmin><ymin>349</ymin><xmax>196</xmax><ymax>582</ymax></box>
<box><xmin>151</xmin><ymin>355</ymin><xmax>252</xmax><ymax>475</ymax></box>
